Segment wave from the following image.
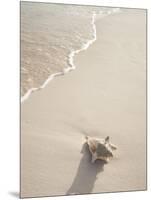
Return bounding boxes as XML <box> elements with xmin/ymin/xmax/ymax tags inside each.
<box><xmin>21</xmin><ymin>12</ymin><xmax>97</xmax><ymax>103</ymax></box>
<box><xmin>21</xmin><ymin>8</ymin><xmax>120</xmax><ymax>103</ymax></box>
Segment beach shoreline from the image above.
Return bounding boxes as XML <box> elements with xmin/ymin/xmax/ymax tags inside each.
<box><xmin>21</xmin><ymin>12</ymin><xmax>97</xmax><ymax>103</ymax></box>
<box><xmin>21</xmin><ymin>9</ymin><xmax>146</xmax><ymax>198</ymax></box>
<box><xmin>21</xmin><ymin>8</ymin><xmax>121</xmax><ymax>103</ymax></box>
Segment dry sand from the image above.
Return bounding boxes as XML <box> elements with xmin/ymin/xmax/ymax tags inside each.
<box><xmin>21</xmin><ymin>9</ymin><xmax>146</xmax><ymax>198</ymax></box>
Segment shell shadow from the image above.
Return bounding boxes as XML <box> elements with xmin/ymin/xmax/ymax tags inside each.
<box><xmin>66</xmin><ymin>142</ymin><xmax>106</xmax><ymax>195</ymax></box>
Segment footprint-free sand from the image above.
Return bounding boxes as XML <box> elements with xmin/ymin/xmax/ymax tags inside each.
<box><xmin>21</xmin><ymin>9</ymin><xmax>146</xmax><ymax>198</ymax></box>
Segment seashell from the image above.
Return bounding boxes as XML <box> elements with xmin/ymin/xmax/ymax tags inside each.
<box><xmin>85</xmin><ymin>136</ymin><xmax>117</xmax><ymax>163</ymax></box>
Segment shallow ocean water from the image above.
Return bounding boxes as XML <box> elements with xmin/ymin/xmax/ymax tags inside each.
<box><xmin>21</xmin><ymin>2</ymin><xmax>120</xmax><ymax>99</ymax></box>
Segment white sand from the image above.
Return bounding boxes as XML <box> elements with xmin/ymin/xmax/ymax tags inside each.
<box><xmin>21</xmin><ymin>9</ymin><xmax>146</xmax><ymax>198</ymax></box>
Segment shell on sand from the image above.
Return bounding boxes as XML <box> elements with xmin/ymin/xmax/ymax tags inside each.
<box><xmin>85</xmin><ymin>136</ymin><xmax>117</xmax><ymax>163</ymax></box>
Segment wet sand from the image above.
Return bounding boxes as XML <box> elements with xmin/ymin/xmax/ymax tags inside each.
<box><xmin>21</xmin><ymin>9</ymin><xmax>146</xmax><ymax>198</ymax></box>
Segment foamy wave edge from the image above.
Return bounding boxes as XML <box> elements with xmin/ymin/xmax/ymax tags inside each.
<box><xmin>21</xmin><ymin>8</ymin><xmax>120</xmax><ymax>103</ymax></box>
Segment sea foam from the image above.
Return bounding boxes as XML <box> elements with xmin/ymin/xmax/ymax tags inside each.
<box><xmin>21</xmin><ymin>6</ymin><xmax>120</xmax><ymax>103</ymax></box>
